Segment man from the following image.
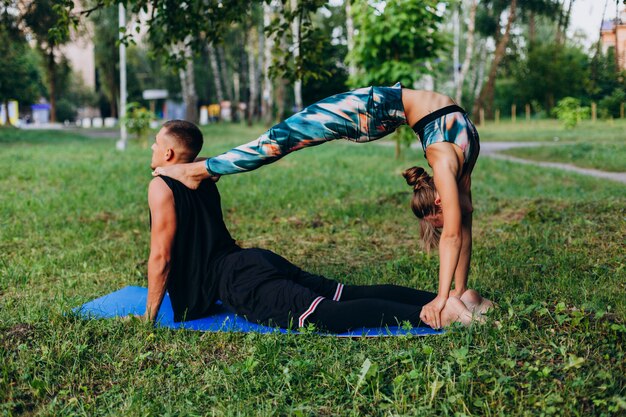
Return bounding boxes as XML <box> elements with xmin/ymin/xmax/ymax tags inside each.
<box><xmin>145</xmin><ymin>120</ymin><xmax>482</xmax><ymax>331</ymax></box>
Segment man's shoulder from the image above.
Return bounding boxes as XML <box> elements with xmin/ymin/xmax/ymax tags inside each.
<box><xmin>148</xmin><ymin>177</ymin><xmax>174</xmax><ymax>208</ymax></box>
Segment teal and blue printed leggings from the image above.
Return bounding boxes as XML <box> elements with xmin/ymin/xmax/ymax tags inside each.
<box><xmin>205</xmin><ymin>83</ymin><xmax>407</xmax><ymax>176</ymax></box>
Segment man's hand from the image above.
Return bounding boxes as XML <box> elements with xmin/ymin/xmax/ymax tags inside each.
<box><xmin>420</xmin><ymin>295</ymin><xmax>448</xmax><ymax>329</ymax></box>
<box><xmin>152</xmin><ymin>160</ymin><xmax>219</xmax><ymax>189</ymax></box>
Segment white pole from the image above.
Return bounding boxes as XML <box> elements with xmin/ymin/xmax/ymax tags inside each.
<box><xmin>116</xmin><ymin>2</ymin><xmax>128</xmax><ymax>150</ymax></box>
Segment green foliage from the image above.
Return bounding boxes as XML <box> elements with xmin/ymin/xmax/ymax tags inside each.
<box><xmin>598</xmin><ymin>88</ymin><xmax>626</xmax><ymax>119</ymax></box>
<box><xmin>124</xmin><ymin>103</ymin><xmax>155</xmax><ymax>143</ymax></box>
<box><xmin>1</xmin><ymin>124</ymin><xmax>625</xmax><ymax>415</ymax></box>
<box><xmin>348</xmin><ymin>0</ymin><xmax>447</xmax><ymax>87</ymax></box>
<box><xmin>347</xmin><ymin>0</ymin><xmax>447</xmax><ymax>157</ymax></box>
<box><xmin>512</xmin><ymin>42</ymin><xmax>590</xmax><ymax>114</ymax></box>
<box><xmin>0</xmin><ymin>12</ymin><xmax>43</xmax><ymax>108</ymax></box>
<box><xmin>22</xmin><ymin>0</ymin><xmax>70</xmax><ymax>49</ymax></box>
<box><xmin>553</xmin><ymin>97</ymin><xmax>590</xmax><ymax>129</ymax></box>
<box><xmin>301</xmin><ymin>4</ymin><xmax>349</xmax><ymax>105</ymax></box>
<box><xmin>588</xmin><ymin>47</ymin><xmax>625</xmax><ymax>101</ymax></box>
<box><xmin>267</xmin><ymin>0</ymin><xmax>330</xmax><ymax>83</ymax></box>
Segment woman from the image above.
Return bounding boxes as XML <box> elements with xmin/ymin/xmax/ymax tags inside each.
<box><xmin>153</xmin><ymin>83</ymin><xmax>488</xmax><ymax>328</ymax></box>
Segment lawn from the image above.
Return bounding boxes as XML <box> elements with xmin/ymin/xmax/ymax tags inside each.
<box><xmin>1</xmin><ymin>125</ymin><xmax>625</xmax><ymax>416</ymax></box>
<box><xmin>501</xmin><ymin>142</ymin><xmax>626</xmax><ymax>172</ymax></box>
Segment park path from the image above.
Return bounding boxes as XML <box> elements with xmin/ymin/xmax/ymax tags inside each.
<box><xmin>480</xmin><ymin>142</ymin><xmax>626</xmax><ymax>184</ymax></box>
<box><xmin>396</xmin><ymin>141</ymin><xmax>626</xmax><ymax>185</ymax></box>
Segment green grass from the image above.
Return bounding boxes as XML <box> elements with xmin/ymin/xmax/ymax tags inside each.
<box><xmin>479</xmin><ymin>119</ymin><xmax>626</xmax><ymax>143</ymax></box>
<box><xmin>1</xmin><ymin>125</ymin><xmax>625</xmax><ymax>416</ymax></box>
<box><xmin>501</xmin><ymin>143</ymin><xmax>626</xmax><ymax>172</ymax></box>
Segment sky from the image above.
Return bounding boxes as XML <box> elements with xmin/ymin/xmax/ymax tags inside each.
<box><xmin>570</xmin><ymin>0</ymin><xmax>624</xmax><ymax>47</ymax></box>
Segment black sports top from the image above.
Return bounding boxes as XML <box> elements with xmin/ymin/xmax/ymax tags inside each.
<box><xmin>158</xmin><ymin>176</ymin><xmax>240</xmax><ymax>322</ymax></box>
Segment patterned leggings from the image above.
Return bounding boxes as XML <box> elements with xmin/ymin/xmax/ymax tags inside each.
<box><xmin>206</xmin><ymin>83</ymin><xmax>408</xmax><ymax>176</ymax></box>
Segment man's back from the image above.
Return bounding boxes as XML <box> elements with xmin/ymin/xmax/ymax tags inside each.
<box><xmin>157</xmin><ymin>176</ymin><xmax>239</xmax><ymax>321</ymax></box>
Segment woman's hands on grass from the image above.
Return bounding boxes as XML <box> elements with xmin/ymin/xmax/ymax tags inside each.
<box><xmin>420</xmin><ymin>295</ymin><xmax>448</xmax><ymax>329</ymax></box>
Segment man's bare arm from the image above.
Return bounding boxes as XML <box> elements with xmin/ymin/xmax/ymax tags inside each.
<box><xmin>145</xmin><ymin>177</ymin><xmax>177</xmax><ymax>321</ymax></box>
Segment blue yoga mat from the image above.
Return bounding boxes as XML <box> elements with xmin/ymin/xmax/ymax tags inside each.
<box><xmin>74</xmin><ymin>286</ymin><xmax>443</xmax><ymax>337</ymax></box>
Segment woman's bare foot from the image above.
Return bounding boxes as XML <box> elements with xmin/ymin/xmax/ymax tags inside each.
<box><xmin>152</xmin><ymin>161</ymin><xmax>218</xmax><ymax>189</ymax></box>
<box><xmin>440</xmin><ymin>297</ymin><xmax>475</xmax><ymax>327</ymax></box>
<box><xmin>460</xmin><ymin>289</ymin><xmax>494</xmax><ymax>315</ymax></box>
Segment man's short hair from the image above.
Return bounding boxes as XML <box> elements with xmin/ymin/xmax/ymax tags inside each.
<box><xmin>162</xmin><ymin>120</ymin><xmax>203</xmax><ymax>161</ymax></box>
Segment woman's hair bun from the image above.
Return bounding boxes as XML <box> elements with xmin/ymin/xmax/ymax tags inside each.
<box><xmin>402</xmin><ymin>166</ymin><xmax>431</xmax><ymax>190</ymax></box>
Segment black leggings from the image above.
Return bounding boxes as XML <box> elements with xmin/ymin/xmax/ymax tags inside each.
<box><xmin>308</xmin><ymin>284</ymin><xmax>437</xmax><ymax>333</ymax></box>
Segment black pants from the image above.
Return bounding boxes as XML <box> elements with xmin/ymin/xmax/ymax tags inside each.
<box><xmin>308</xmin><ymin>285</ymin><xmax>436</xmax><ymax>333</ymax></box>
<box><xmin>218</xmin><ymin>248</ymin><xmax>436</xmax><ymax>332</ymax></box>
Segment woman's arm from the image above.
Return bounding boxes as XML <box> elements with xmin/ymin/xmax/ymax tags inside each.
<box><xmin>451</xmin><ymin>211</ymin><xmax>472</xmax><ymax>296</ymax></box>
<box><xmin>420</xmin><ymin>145</ymin><xmax>464</xmax><ymax>328</ymax></box>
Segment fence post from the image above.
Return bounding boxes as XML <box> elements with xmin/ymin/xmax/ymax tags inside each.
<box><xmin>479</xmin><ymin>109</ymin><xmax>485</xmax><ymax>127</ymax></box>
<box><xmin>525</xmin><ymin>104</ymin><xmax>531</xmax><ymax>122</ymax></box>
<box><xmin>495</xmin><ymin>109</ymin><xmax>500</xmax><ymax>124</ymax></box>
<box><xmin>511</xmin><ymin>104</ymin><xmax>516</xmax><ymax>123</ymax></box>
<box><xmin>621</xmin><ymin>102</ymin><xmax>624</xmax><ymax>119</ymax></box>
<box><xmin>591</xmin><ymin>102</ymin><xmax>597</xmax><ymax>122</ymax></box>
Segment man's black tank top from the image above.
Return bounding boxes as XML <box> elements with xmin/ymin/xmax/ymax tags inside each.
<box><xmin>158</xmin><ymin>176</ymin><xmax>240</xmax><ymax>322</ymax></box>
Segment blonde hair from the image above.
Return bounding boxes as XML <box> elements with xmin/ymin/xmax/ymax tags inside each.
<box><xmin>402</xmin><ymin>166</ymin><xmax>440</xmax><ymax>251</ymax></box>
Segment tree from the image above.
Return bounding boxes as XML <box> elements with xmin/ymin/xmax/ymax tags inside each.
<box><xmin>472</xmin><ymin>0</ymin><xmax>517</xmax><ymax>119</ymax></box>
<box><xmin>0</xmin><ymin>8</ymin><xmax>42</xmax><ymax>126</ymax></box>
<box><xmin>455</xmin><ymin>0</ymin><xmax>477</xmax><ymax>104</ymax></box>
<box><xmin>348</xmin><ymin>0</ymin><xmax>447</xmax><ymax>87</ymax></box>
<box><xmin>472</xmin><ymin>0</ymin><xmax>562</xmax><ymax>118</ymax></box>
<box><xmin>302</xmin><ymin>3</ymin><xmax>348</xmax><ymax>106</ymax></box>
<box><xmin>513</xmin><ymin>41</ymin><xmax>590</xmax><ymax>113</ymax></box>
<box><xmin>349</xmin><ymin>0</ymin><xmax>447</xmax><ymax>157</ymax></box>
<box><xmin>91</xmin><ymin>5</ymin><xmax>119</xmax><ymax>118</ymax></box>
<box><xmin>23</xmin><ymin>0</ymin><xmax>71</xmax><ymax>123</ymax></box>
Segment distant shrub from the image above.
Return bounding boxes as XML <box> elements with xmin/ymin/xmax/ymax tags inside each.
<box><xmin>124</xmin><ymin>103</ymin><xmax>155</xmax><ymax>146</ymax></box>
<box><xmin>56</xmin><ymin>99</ymin><xmax>77</xmax><ymax>122</ymax></box>
<box><xmin>553</xmin><ymin>97</ymin><xmax>590</xmax><ymax>129</ymax></box>
<box><xmin>598</xmin><ymin>88</ymin><xmax>625</xmax><ymax>119</ymax></box>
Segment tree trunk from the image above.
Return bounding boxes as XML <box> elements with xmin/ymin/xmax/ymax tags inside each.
<box><xmin>247</xmin><ymin>27</ymin><xmax>259</xmax><ymax>126</ymax></box>
<box><xmin>555</xmin><ymin>0</ymin><xmax>563</xmax><ymax>43</ymax></box>
<box><xmin>290</xmin><ymin>0</ymin><xmax>302</xmax><ymax>111</ymax></box>
<box><xmin>109</xmin><ymin>95</ymin><xmax>117</xmax><ymax>118</ymax></box>
<box><xmin>47</xmin><ymin>48</ymin><xmax>57</xmax><ymax>123</ymax></box>
<box><xmin>473</xmin><ymin>0</ymin><xmax>517</xmax><ymax>119</ymax></box>
<box><xmin>469</xmin><ymin>40</ymin><xmax>486</xmax><ymax>105</ymax></box>
<box><xmin>560</xmin><ymin>0</ymin><xmax>575</xmax><ymax>44</ymax></box>
<box><xmin>345</xmin><ymin>0</ymin><xmax>356</xmax><ymax>78</ymax></box>
<box><xmin>217</xmin><ymin>46</ymin><xmax>231</xmax><ymax>101</ymax></box>
<box><xmin>456</xmin><ymin>0</ymin><xmax>477</xmax><ymax>104</ymax></box>
<box><xmin>528</xmin><ymin>10</ymin><xmax>536</xmax><ymax>45</ymax></box>
<box><xmin>208</xmin><ymin>43</ymin><xmax>224</xmax><ymax>103</ymax></box>
<box><xmin>453</xmin><ymin>3</ymin><xmax>460</xmax><ymax>94</ymax></box>
<box><xmin>261</xmin><ymin>2</ymin><xmax>274</xmax><ymax>124</ymax></box>
<box><xmin>179</xmin><ymin>43</ymin><xmax>198</xmax><ymax>123</ymax></box>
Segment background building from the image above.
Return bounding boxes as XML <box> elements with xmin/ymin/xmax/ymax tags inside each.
<box><xmin>601</xmin><ymin>10</ymin><xmax>626</xmax><ymax>71</ymax></box>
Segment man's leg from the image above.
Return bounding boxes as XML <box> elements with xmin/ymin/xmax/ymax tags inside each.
<box><xmin>339</xmin><ymin>284</ymin><xmax>437</xmax><ymax>306</ymax></box>
<box><xmin>307</xmin><ymin>298</ymin><xmax>423</xmax><ymax>333</ymax></box>
<box><xmin>265</xmin><ymin>251</ymin><xmax>437</xmax><ymax>306</ymax></box>
<box><xmin>308</xmin><ymin>297</ymin><xmax>474</xmax><ymax>333</ymax></box>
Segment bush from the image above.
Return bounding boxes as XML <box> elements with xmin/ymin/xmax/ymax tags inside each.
<box><xmin>124</xmin><ymin>102</ymin><xmax>155</xmax><ymax>146</ymax></box>
<box><xmin>55</xmin><ymin>98</ymin><xmax>77</xmax><ymax>122</ymax></box>
<box><xmin>553</xmin><ymin>97</ymin><xmax>590</xmax><ymax>129</ymax></box>
<box><xmin>598</xmin><ymin>88</ymin><xmax>625</xmax><ymax>119</ymax></box>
